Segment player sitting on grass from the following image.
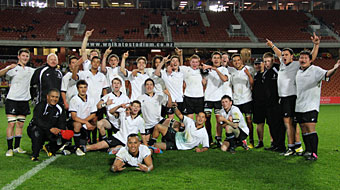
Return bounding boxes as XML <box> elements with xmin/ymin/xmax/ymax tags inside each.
<box><xmin>218</xmin><ymin>95</ymin><xmax>249</xmax><ymax>154</ymax></box>
<box><xmin>148</xmin><ymin>103</ymin><xmax>209</xmax><ymax>152</ymax></box>
<box><xmin>83</xmin><ymin>100</ymin><xmax>147</xmax><ymax>153</ymax></box>
<box><xmin>111</xmin><ymin>134</ymin><xmax>153</xmax><ymax>173</ymax></box>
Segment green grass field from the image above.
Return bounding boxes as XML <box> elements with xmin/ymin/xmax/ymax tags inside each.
<box><xmin>1</xmin><ymin>105</ymin><xmax>340</xmax><ymax>190</ymax></box>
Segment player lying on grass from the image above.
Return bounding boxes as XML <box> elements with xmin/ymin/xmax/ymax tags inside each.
<box><xmin>82</xmin><ymin>100</ymin><xmax>147</xmax><ymax>153</ymax></box>
<box><xmin>218</xmin><ymin>95</ymin><xmax>250</xmax><ymax>154</ymax></box>
<box><xmin>148</xmin><ymin>103</ymin><xmax>209</xmax><ymax>152</ymax></box>
<box><xmin>111</xmin><ymin>134</ymin><xmax>153</xmax><ymax>173</ymax></box>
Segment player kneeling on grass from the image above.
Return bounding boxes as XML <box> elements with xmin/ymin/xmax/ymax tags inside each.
<box><xmin>83</xmin><ymin>101</ymin><xmax>147</xmax><ymax>153</ymax></box>
<box><xmin>27</xmin><ymin>89</ymin><xmax>67</xmax><ymax>161</ymax></box>
<box><xmin>111</xmin><ymin>134</ymin><xmax>153</xmax><ymax>173</ymax></box>
<box><xmin>148</xmin><ymin>103</ymin><xmax>209</xmax><ymax>152</ymax></box>
<box><xmin>69</xmin><ymin>80</ymin><xmax>97</xmax><ymax>156</ymax></box>
<box><xmin>218</xmin><ymin>95</ymin><xmax>250</xmax><ymax>154</ymax></box>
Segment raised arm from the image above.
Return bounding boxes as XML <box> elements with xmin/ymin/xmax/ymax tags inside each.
<box><xmin>71</xmin><ymin>57</ymin><xmax>84</xmax><ymax>80</ymax></box>
<box><xmin>101</xmin><ymin>46</ymin><xmax>112</xmax><ymax>74</ymax></box>
<box><xmin>175</xmin><ymin>47</ymin><xmax>183</xmax><ymax>66</ymax></box>
<box><xmin>326</xmin><ymin>60</ymin><xmax>340</xmax><ymax>78</ymax></box>
<box><xmin>311</xmin><ymin>32</ymin><xmax>320</xmax><ymax>62</ymax></box>
<box><xmin>120</xmin><ymin>51</ymin><xmax>129</xmax><ymax>77</ymax></box>
<box><xmin>0</xmin><ymin>64</ymin><xmax>16</xmax><ymax>77</ymax></box>
<box><xmin>173</xmin><ymin>105</ymin><xmax>184</xmax><ymax>121</ymax></box>
<box><xmin>244</xmin><ymin>67</ymin><xmax>254</xmax><ymax>88</ymax></box>
<box><xmin>155</xmin><ymin>55</ymin><xmax>169</xmax><ymax>77</ymax></box>
<box><xmin>81</xmin><ymin>29</ymin><xmax>94</xmax><ymax>61</ymax></box>
<box><xmin>266</xmin><ymin>39</ymin><xmax>282</xmax><ymax>58</ymax></box>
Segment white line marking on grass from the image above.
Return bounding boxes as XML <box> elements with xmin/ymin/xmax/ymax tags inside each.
<box><xmin>1</xmin><ymin>155</ymin><xmax>61</xmax><ymax>190</ymax></box>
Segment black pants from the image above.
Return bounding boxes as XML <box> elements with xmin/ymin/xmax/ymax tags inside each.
<box><xmin>27</xmin><ymin>124</ymin><xmax>63</xmax><ymax>157</ymax></box>
<box><xmin>266</xmin><ymin>104</ymin><xmax>286</xmax><ymax>149</ymax></box>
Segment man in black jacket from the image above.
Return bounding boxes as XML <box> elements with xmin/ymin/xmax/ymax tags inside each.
<box><xmin>30</xmin><ymin>53</ymin><xmax>63</xmax><ymax>104</ymax></box>
<box><xmin>27</xmin><ymin>89</ymin><xmax>66</xmax><ymax>161</ymax></box>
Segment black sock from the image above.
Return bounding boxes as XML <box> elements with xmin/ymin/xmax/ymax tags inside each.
<box><xmin>7</xmin><ymin>136</ymin><xmax>14</xmax><ymax>150</ymax></box>
<box><xmin>92</xmin><ymin>129</ymin><xmax>97</xmax><ymax>143</ymax></box>
<box><xmin>215</xmin><ymin>136</ymin><xmax>222</xmax><ymax>144</ymax></box>
<box><xmin>205</xmin><ymin>118</ymin><xmax>212</xmax><ymax>143</ymax></box>
<box><xmin>74</xmin><ymin>132</ymin><xmax>81</xmax><ymax>148</ymax></box>
<box><xmin>294</xmin><ymin>142</ymin><xmax>302</xmax><ymax>149</ymax></box>
<box><xmin>14</xmin><ymin>135</ymin><xmax>22</xmax><ymax>149</ymax></box>
<box><xmin>107</xmin><ymin>129</ymin><xmax>113</xmax><ymax>137</ymax></box>
<box><xmin>148</xmin><ymin>138</ymin><xmax>157</xmax><ymax>146</ymax></box>
<box><xmin>310</xmin><ymin>132</ymin><xmax>318</xmax><ymax>156</ymax></box>
<box><xmin>226</xmin><ymin>132</ymin><xmax>236</xmax><ymax>148</ymax></box>
<box><xmin>302</xmin><ymin>133</ymin><xmax>312</xmax><ymax>153</ymax></box>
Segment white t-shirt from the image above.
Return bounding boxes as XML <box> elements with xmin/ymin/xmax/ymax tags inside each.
<box><xmin>116</xmin><ymin>144</ymin><xmax>151</xmax><ymax>167</ymax></box>
<box><xmin>124</xmin><ymin>70</ymin><xmax>149</xmax><ymax>101</ymax></box>
<box><xmin>61</xmin><ymin>72</ymin><xmax>78</xmax><ymax>104</ymax></box>
<box><xmin>179</xmin><ymin>66</ymin><xmax>204</xmax><ymax>98</ymax></box>
<box><xmin>277</xmin><ymin>59</ymin><xmax>300</xmax><ymax>97</ymax></box>
<box><xmin>69</xmin><ymin>95</ymin><xmax>97</xmax><ymax>120</ymax></box>
<box><xmin>6</xmin><ymin>65</ymin><xmax>35</xmax><ymax>101</ymax></box>
<box><xmin>223</xmin><ymin>67</ymin><xmax>235</xmax><ymax>99</ymax></box>
<box><xmin>101</xmin><ymin>92</ymin><xmax>130</xmax><ymax>129</ymax></box>
<box><xmin>145</xmin><ymin>68</ymin><xmax>165</xmax><ymax>94</ymax></box>
<box><xmin>161</xmin><ymin>70</ymin><xmax>184</xmax><ymax>103</ymax></box>
<box><xmin>219</xmin><ymin>105</ymin><xmax>249</xmax><ymax>135</ymax></box>
<box><xmin>230</xmin><ymin>66</ymin><xmax>252</xmax><ymax>105</ymax></box>
<box><xmin>295</xmin><ymin>65</ymin><xmax>327</xmax><ymax>113</ymax></box>
<box><xmin>204</xmin><ymin>67</ymin><xmax>230</xmax><ymax>101</ymax></box>
<box><xmin>105</xmin><ymin>66</ymin><xmax>126</xmax><ymax>95</ymax></box>
<box><xmin>114</xmin><ymin>112</ymin><xmax>145</xmax><ymax>145</ymax></box>
<box><xmin>78</xmin><ymin>70</ymin><xmax>109</xmax><ymax>104</ymax></box>
<box><xmin>175</xmin><ymin>116</ymin><xmax>209</xmax><ymax>150</ymax></box>
<box><xmin>137</xmin><ymin>93</ymin><xmax>164</xmax><ymax>129</ymax></box>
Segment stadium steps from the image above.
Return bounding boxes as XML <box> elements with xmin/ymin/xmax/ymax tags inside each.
<box><xmin>200</xmin><ymin>12</ymin><xmax>210</xmax><ymax>27</ymax></box>
<box><xmin>162</xmin><ymin>15</ymin><xmax>172</xmax><ymax>42</ymax></box>
<box><xmin>234</xmin><ymin>12</ymin><xmax>258</xmax><ymax>42</ymax></box>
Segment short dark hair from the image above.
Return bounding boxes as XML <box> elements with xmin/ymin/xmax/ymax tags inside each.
<box><xmin>299</xmin><ymin>50</ymin><xmax>312</xmax><ymax>60</ymax></box>
<box><xmin>231</xmin><ymin>54</ymin><xmax>241</xmax><ymax>60</ymax></box>
<box><xmin>91</xmin><ymin>56</ymin><xmax>100</xmax><ymax>62</ymax></box>
<box><xmin>170</xmin><ymin>55</ymin><xmax>180</xmax><ymax>62</ymax></box>
<box><xmin>131</xmin><ymin>100</ymin><xmax>142</xmax><ymax>115</ymax></box>
<box><xmin>76</xmin><ymin>80</ymin><xmax>88</xmax><ymax>88</ymax></box>
<box><xmin>152</xmin><ymin>55</ymin><xmax>163</xmax><ymax>69</ymax></box>
<box><xmin>221</xmin><ymin>95</ymin><xmax>233</xmax><ymax>103</ymax></box>
<box><xmin>127</xmin><ymin>133</ymin><xmax>139</xmax><ymax>141</ymax></box>
<box><xmin>282</xmin><ymin>48</ymin><xmax>294</xmax><ymax>55</ymax></box>
<box><xmin>144</xmin><ymin>78</ymin><xmax>155</xmax><ymax>86</ymax></box>
<box><xmin>263</xmin><ymin>52</ymin><xmax>274</xmax><ymax>59</ymax></box>
<box><xmin>48</xmin><ymin>88</ymin><xmax>60</xmax><ymax>95</ymax></box>
<box><xmin>18</xmin><ymin>48</ymin><xmax>30</xmax><ymax>56</ymax></box>
<box><xmin>211</xmin><ymin>51</ymin><xmax>222</xmax><ymax>58</ymax></box>
<box><xmin>68</xmin><ymin>55</ymin><xmax>78</xmax><ymax>64</ymax></box>
<box><xmin>112</xmin><ymin>77</ymin><xmax>122</xmax><ymax>84</ymax></box>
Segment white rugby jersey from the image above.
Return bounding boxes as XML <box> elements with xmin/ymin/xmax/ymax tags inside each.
<box><xmin>101</xmin><ymin>92</ymin><xmax>130</xmax><ymax>128</ymax></box>
<box><xmin>114</xmin><ymin>112</ymin><xmax>145</xmax><ymax>145</ymax></box>
<box><xmin>83</xmin><ymin>59</ymin><xmax>91</xmax><ymax>71</ymax></box>
<box><xmin>137</xmin><ymin>93</ymin><xmax>164</xmax><ymax>129</ymax></box>
<box><xmin>223</xmin><ymin>67</ymin><xmax>236</xmax><ymax>99</ymax></box>
<box><xmin>145</xmin><ymin>68</ymin><xmax>165</xmax><ymax>94</ymax></box>
<box><xmin>6</xmin><ymin>65</ymin><xmax>35</xmax><ymax>101</ymax></box>
<box><xmin>161</xmin><ymin>70</ymin><xmax>184</xmax><ymax>103</ymax></box>
<box><xmin>179</xmin><ymin>66</ymin><xmax>204</xmax><ymax>98</ymax></box>
<box><xmin>116</xmin><ymin>145</ymin><xmax>151</xmax><ymax>167</ymax></box>
<box><xmin>69</xmin><ymin>95</ymin><xmax>97</xmax><ymax>120</ymax></box>
<box><xmin>105</xmin><ymin>66</ymin><xmax>126</xmax><ymax>95</ymax></box>
<box><xmin>204</xmin><ymin>67</ymin><xmax>230</xmax><ymax>101</ymax></box>
<box><xmin>77</xmin><ymin>70</ymin><xmax>109</xmax><ymax>104</ymax></box>
<box><xmin>175</xmin><ymin>116</ymin><xmax>209</xmax><ymax>150</ymax></box>
<box><xmin>219</xmin><ymin>105</ymin><xmax>249</xmax><ymax>135</ymax></box>
<box><xmin>124</xmin><ymin>71</ymin><xmax>149</xmax><ymax>101</ymax></box>
<box><xmin>277</xmin><ymin>59</ymin><xmax>300</xmax><ymax>97</ymax></box>
<box><xmin>230</xmin><ymin>66</ymin><xmax>252</xmax><ymax>105</ymax></box>
<box><xmin>295</xmin><ymin>65</ymin><xmax>327</xmax><ymax>113</ymax></box>
<box><xmin>61</xmin><ymin>72</ymin><xmax>78</xmax><ymax>104</ymax></box>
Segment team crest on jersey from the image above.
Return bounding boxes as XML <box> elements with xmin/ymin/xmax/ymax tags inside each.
<box><xmin>57</xmin><ymin>72</ymin><xmax>62</xmax><ymax>79</ymax></box>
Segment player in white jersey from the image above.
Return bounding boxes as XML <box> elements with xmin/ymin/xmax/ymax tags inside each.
<box><xmin>81</xmin><ymin>29</ymin><xmax>100</xmax><ymax>71</ymax></box>
<box><xmin>72</xmin><ymin>56</ymin><xmax>108</xmax><ymax>144</ymax></box>
<box><xmin>0</xmin><ymin>49</ymin><xmax>35</xmax><ymax>156</ymax></box>
<box><xmin>230</xmin><ymin>54</ymin><xmax>254</xmax><ymax>148</ymax></box>
<box><xmin>148</xmin><ymin>102</ymin><xmax>209</xmax><ymax>152</ymax></box>
<box><xmin>111</xmin><ymin>134</ymin><xmax>153</xmax><ymax>173</ymax></box>
<box><xmin>295</xmin><ymin>50</ymin><xmax>339</xmax><ymax>161</ymax></box>
<box><xmin>221</xmin><ymin>52</ymin><xmax>234</xmax><ymax>99</ymax></box>
<box><xmin>69</xmin><ymin>80</ymin><xmax>97</xmax><ymax>156</ymax></box>
<box><xmin>266</xmin><ymin>33</ymin><xmax>320</xmax><ymax>155</ymax></box>
<box><xmin>100</xmin><ymin>47</ymin><xmax>126</xmax><ymax>95</ymax></box>
<box><xmin>203</xmin><ymin>52</ymin><xmax>229</xmax><ymax>146</ymax></box>
<box><xmin>137</xmin><ymin>78</ymin><xmax>172</xmax><ymax>141</ymax></box>
<box><xmin>61</xmin><ymin>56</ymin><xmax>79</xmax><ymax>111</ymax></box>
<box><xmin>218</xmin><ymin>95</ymin><xmax>249</xmax><ymax>154</ymax></box>
<box><xmin>96</xmin><ymin>78</ymin><xmax>129</xmax><ymax>138</ymax></box>
<box><xmin>84</xmin><ymin>101</ymin><xmax>146</xmax><ymax>153</ymax></box>
<box><xmin>120</xmin><ymin>51</ymin><xmax>149</xmax><ymax>101</ymax></box>
<box><xmin>155</xmin><ymin>55</ymin><xmax>185</xmax><ymax>119</ymax></box>
<box><xmin>179</xmin><ymin>55</ymin><xmax>205</xmax><ymax>119</ymax></box>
